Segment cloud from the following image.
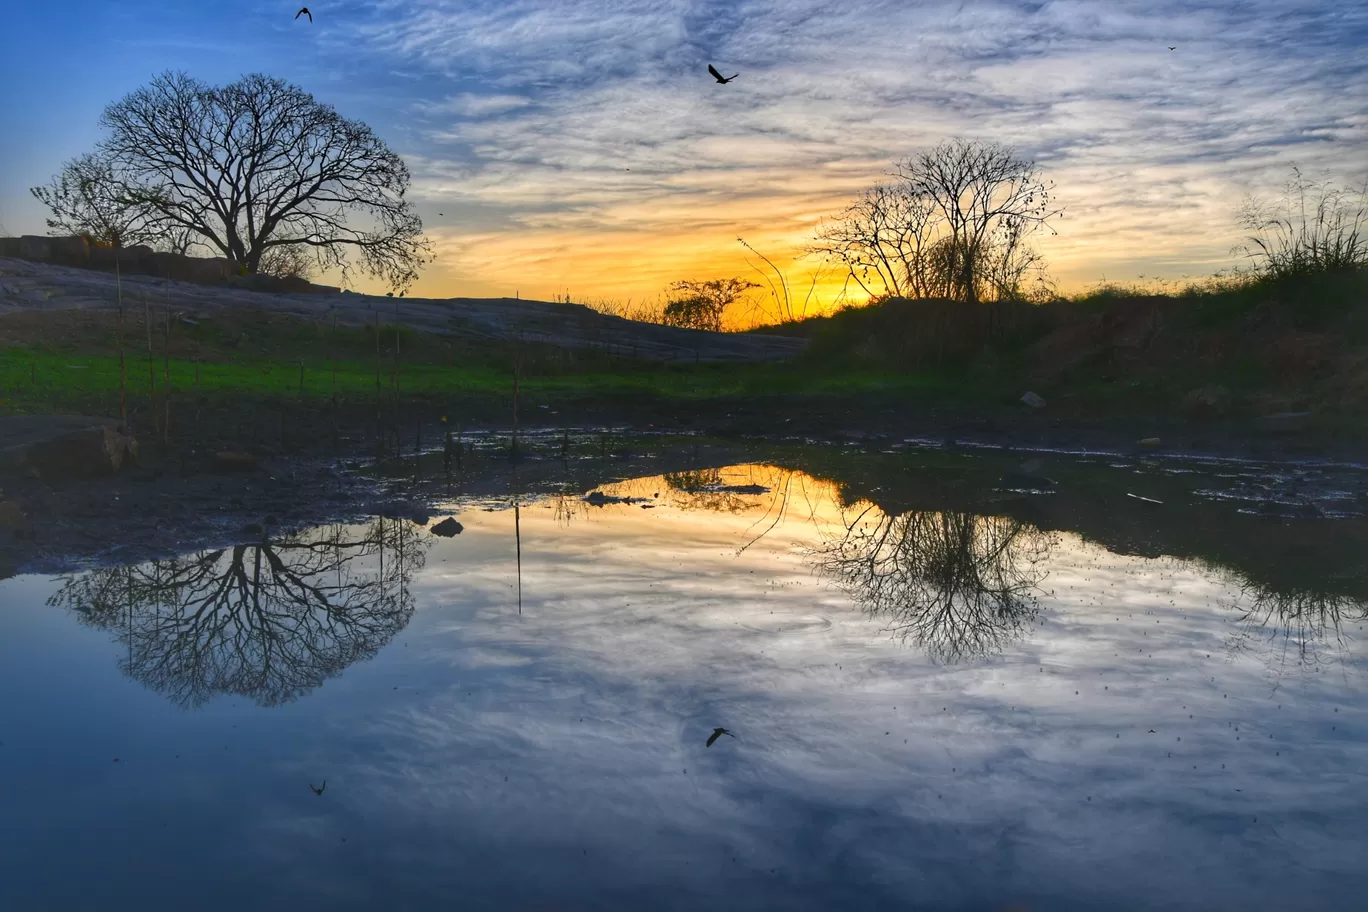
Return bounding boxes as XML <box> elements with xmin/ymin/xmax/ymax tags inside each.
<box><xmin>6</xmin><ymin>0</ymin><xmax>1365</xmax><ymax>303</ymax></box>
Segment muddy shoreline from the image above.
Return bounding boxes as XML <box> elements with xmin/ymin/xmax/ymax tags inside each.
<box><xmin>2</xmin><ymin>390</ymin><xmax>1366</xmax><ymax>581</ymax></box>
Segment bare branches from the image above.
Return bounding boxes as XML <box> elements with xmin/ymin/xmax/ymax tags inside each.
<box><xmin>1224</xmin><ymin>576</ymin><xmax>1368</xmax><ymax>678</ymax></box>
<box><xmin>47</xmin><ymin>519</ymin><xmax>428</xmax><ymax>707</ymax></box>
<box><xmin>810</xmin><ymin>139</ymin><xmax>1062</xmax><ymax>304</ymax></box>
<box><xmin>28</xmin><ymin>153</ymin><xmax>161</xmax><ymax>248</ymax></box>
<box><xmin>813</xmin><ymin>509</ymin><xmax>1054</xmax><ymax>662</ymax></box>
<box><xmin>34</xmin><ymin>71</ymin><xmax>432</xmax><ymax>292</ymax></box>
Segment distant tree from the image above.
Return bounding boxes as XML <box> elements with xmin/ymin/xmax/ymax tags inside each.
<box><xmin>1235</xmin><ymin>167</ymin><xmax>1368</xmax><ymax>279</ymax></box>
<box><xmin>660</xmin><ymin>277</ymin><xmax>758</xmax><ymax>331</ymax></box>
<box><xmin>811</xmin><ymin>139</ymin><xmax>1062</xmax><ymax>303</ymax></box>
<box><xmin>30</xmin><ymin>71</ymin><xmax>431</xmax><ymax>291</ymax></box>
<box><xmin>257</xmin><ymin>242</ymin><xmax>317</xmax><ymax>280</ymax></box>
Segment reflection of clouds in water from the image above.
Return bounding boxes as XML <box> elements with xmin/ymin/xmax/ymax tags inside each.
<box><xmin>269</xmin><ymin>499</ymin><xmax>1368</xmax><ymax>909</ymax></box>
<box><xmin>47</xmin><ymin>518</ymin><xmax>428</xmax><ymax>708</ymax></box>
<box><xmin>18</xmin><ymin>464</ymin><xmax>1367</xmax><ymax>907</ymax></box>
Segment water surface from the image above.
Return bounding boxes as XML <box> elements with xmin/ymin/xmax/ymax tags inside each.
<box><xmin>2</xmin><ymin>456</ymin><xmax>1366</xmax><ymax>910</ymax></box>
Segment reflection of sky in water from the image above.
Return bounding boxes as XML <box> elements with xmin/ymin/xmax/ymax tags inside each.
<box><xmin>1</xmin><ymin>464</ymin><xmax>1366</xmax><ymax>910</ymax></box>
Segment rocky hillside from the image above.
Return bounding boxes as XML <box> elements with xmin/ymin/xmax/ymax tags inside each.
<box><xmin>0</xmin><ymin>251</ymin><xmax>806</xmax><ymax>364</ymax></box>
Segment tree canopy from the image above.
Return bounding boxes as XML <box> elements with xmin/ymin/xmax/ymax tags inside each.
<box><xmin>31</xmin><ymin>71</ymin><xmax>431</xmax><ymax>291</ymax></box>
<box><xmin>812</xmin><ymin>139</ymin><xmax>1062</xmax><ymax>304</ymax></box>
<box><xmin>660</xmin><ymin>277</ymin><xmax>758</xmax><ymax>331</ymax></box>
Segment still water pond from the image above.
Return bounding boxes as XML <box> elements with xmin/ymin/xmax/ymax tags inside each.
<box><xmin>2</xmin><ymin>456</ymin><xmax>1367</xmax><ymax>910</ymax></box>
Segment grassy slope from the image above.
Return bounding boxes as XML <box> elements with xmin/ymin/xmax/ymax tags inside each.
<box><xmin>0</xmin><ymin>269</ymin><xmax>1364</xmax><ymax>434</ymax></box>
<box><xmin>750</xmin><ymin>268</ymin><xmax>1368</xmax><ymax>421</ymax></box>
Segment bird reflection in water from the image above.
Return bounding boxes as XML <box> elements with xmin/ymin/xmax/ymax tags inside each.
<box><xmin>47</xmin><ymin>517</ymin><xmax>428</xmax><ymax>707</ymax></box>
<box><xmin>814</xmin><ymin>508</ymin><xmax>1055</xmax><ymax>662</ymax></box>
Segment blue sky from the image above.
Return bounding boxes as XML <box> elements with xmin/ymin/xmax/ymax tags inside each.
<box><xmin>1</xmin><ymin>0</ymin><xmax>1365</xmax><ymax>307</ymax></box>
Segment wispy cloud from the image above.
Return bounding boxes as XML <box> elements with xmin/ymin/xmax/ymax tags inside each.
<box><xmin>5</xmin><ymin>0</ymin><xmax>1366</xmax><ymax>303</ymax></box>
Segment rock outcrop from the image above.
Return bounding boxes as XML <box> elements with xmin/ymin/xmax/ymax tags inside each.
<box><xmin>0</xmin><ymin>416</ymin><xmax>139</xmax><ymax>479</ymax></box>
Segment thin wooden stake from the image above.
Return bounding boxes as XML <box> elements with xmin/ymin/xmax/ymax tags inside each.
<box><xmin>117</xmin><ymin>259</ymin><xmax>127</xmax><ymax>425</ymax></box>
<box><xmin>511</xmin><ymin>363</ymin><xmax>520</xmax><ymax>458</ymax></box>
<box><xmin>144</xmin><ymin>293</ymin><xmax>157</xmax><ymax>435</ymax></box>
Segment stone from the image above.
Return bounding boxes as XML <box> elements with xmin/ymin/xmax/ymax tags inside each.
<box><xmin>1020</xmin><ymin>391</ymin><xmax>1047</xmax><ymax>409</ymax></box>
<box><xmin>430</xmin><ymin>517</ymin><xmax>464</xmax><ymax>537</ymax></box>
<box><xmin>23</xmin><ymin>424</ymin><xmax>139</xmax><ymax>479</ymax></box>
<box><xmin>379</xmin><ymin>502</ymin><xmax>428</xmax><ymax>524</ymax></box>
<box><xmin>1182</xmin><ymin>385</ymin><xmax>1232</xmax><ymax>417</ymax></box>
<box><xmin>1257</xmin><ymin>411</ymin><xmax>1312</xmax><ymax>434</ymax></box>
<box><xmin>1137</xmin><ymin>437</ymin><xmax>1163</xmax><ymax>448</ymax></box>
<box><xmin>999</xmin><ymin>472</ymin><xmax>1056</xmax><ymax>492</ymax></box>
<box><xmin>18</xmin><ymin>236</ymin><xmax>51</xmax><ymax>260</ymax></box>
<box><xmin>47</xmin><ymin>236</ymin><xmax>90</xmax><ymax>263</ymax></box>
<box><xmin>0</xmin><ymin>500</ymin><xmax>23</xmax><ymax>526</ymax></box>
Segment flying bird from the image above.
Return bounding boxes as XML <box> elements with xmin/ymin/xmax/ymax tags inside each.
<box><xmin>296</xmin><ymin>7</ymin><xmax>312</xmax><ymax>22</ymax></box>
<box><xmin>1168</xmin><ymin>46</ymin><xmax>1176</xmax><ymax>50</ymax></box>
<box><xmin>708</xmin><ymin>64</ymin><xmax>738</xmax><ymax>84</ymax></box>
<box><xmin>310</xmin><ymin>780</ymin><xmax>326</xmax><ymax>796</ymax></box>
<box><xmin>706</xmin><ymin>727</ymin><xmax>735</xmax><ymax>747</ymax></box>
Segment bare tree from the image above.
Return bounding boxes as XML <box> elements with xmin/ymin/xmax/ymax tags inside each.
<box><xmin>813</xmin><ymin>508</ymin><xmax>1054</xmax><ymax>662</ymax></box>
<box><xmin>1235</xmin><ymin>166</ymin><xmax>1368</xmax><ymax>279</ymax></box>
<box><xmin>47</xmin><ymin>518</ymin><xmax>427</xmax><ymax>707</ymax></box>
<box><xmin>29</xmin><ymin>152</ymin><xmax>161</xmax><ymax>248</ymax></box>
<box><xmin>33</xmin><ymin>71</ymin><xmax>432</xmax><ymax>291</ymax></box>
<box><xmin>1224</xmin><ymin>576</ymin><xmax>1368</xmax><ymax>678</ymax></box>
<box><xmin>660</xmin><ymin>277</ymin><xmax>759</xmax><ymax>332</ymax></box>
<box><xmin>257</xmin><ymin>242</ymin><xmax>317</xmax><ymax>280</ymax></box>
<box><xmin>811</xmin><ymin>139</ymin><xmax>1062</xmax><ymax>304</ymax></box>
<box><xmin>810</xmin><ymin>184</ymin><xmax>941</xmax><ymax>300</ymax></box>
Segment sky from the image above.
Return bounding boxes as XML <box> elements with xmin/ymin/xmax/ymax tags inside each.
<box><xmin>1</xmin><ymin>0</ymin><xmax>1365</xmax><ymax>317</ymax></box>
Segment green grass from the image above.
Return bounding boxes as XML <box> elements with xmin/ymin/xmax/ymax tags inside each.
<box><xmin>0</xmin><ymin>347</ymin><xmax>966</xmax><ymax>414</ymax></box>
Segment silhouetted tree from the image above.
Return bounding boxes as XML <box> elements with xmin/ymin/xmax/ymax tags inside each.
<box><xmin>31</xmin><ymin>71</ymin><xmax>432</xmax><ymax>291</ymax></box>
<box><xmin>47</xmin><ymin>518</ymin><xmax>428</xmax><ymax>707</ymax></box>
<box><xmin>661</xmin><ymin>278</ymin><xmax>758</xmax><ymax>331</ymax></box>
<box><xmin>811</xmin><ymin>139</ymin><xmax>1061</xmax><ymax>303</ymax></box>
<box><xmin>814</xmin><ymin>508</ymin><xmax>1054</xmax><ymax>661</ymax></box>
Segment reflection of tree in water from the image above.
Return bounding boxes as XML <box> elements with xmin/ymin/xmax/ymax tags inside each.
<box><xmin>664</xmin><ymin>468</ymin><xmax>776</xmax><ymax>514</ymax></box>
<box><xmin>1225</xmin><ymin>578</ymin><xmax>1368</xmax><ymax>676</ymax></box>
<box><xmin>815</xmin><ymin>509</ymin><xmax>1054</xmax><ymax>662</ymax></box>
<box><xmin>47</xmin><ymin>518</ymin><xmax>428</xmax><ymax>708</ymax></box>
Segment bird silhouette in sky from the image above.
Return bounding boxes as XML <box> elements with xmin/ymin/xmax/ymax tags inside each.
<box><xmin>310</xmin><ymin>780</ymin><xmax>326</xmax><ymax>795</ymax></box>
<box><xmin>708</xmin><ymin>64</ymin><xmax>739</xmax><ymax>84</ymax></box>
<box><xmin>296</xmin><ymin>7</ymin><xmax>312</xmax><ymax>22</ymax></box>
<box><xmin>706</xmin><ymin>727</ymin><xmax>735</xmax><ymax>747</ymax></box>
<box><xmin>1168</xmin><ymin>46</ymin><xmax>1176</xmax><ymax>50</ymax></box>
